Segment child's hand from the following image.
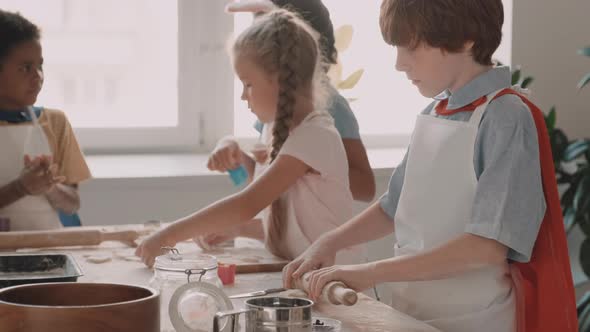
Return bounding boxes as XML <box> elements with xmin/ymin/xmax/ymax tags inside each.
<box><xmin>207</xmin><ymin>139</ymin><xmax>242</xmax><ymax>172</ymax></box>
<box><xmin>194</xmin><ymin>229</ymin><xmax>239</xmax><ymax>251</ymax></box>
<box><xmin>250</xmin><ymin>143</ymin><xmax>269</xmax><ymax>164</ymax></box>
<box><xmin>135</xmin><ymin>230</ymin><xmax>176</xmax><ymax>267</ymax></box>
<box><xmin>18</xmin><ymin>155</ymin><xmax>65</xmax><ymax>195</ymax></box>
<box><xmin>304</xmin><ymin>263</ymin><xmax>376</xmax><ymax>301</ymax></box>
<box><xmin>225</xmin><ymin>0</ymin><xmax>276</xmax><ymax>13</ymax></box>
<box><xmin>282</xmin><ymin>238</ymin><xmax>338</xmax><ymax>289</ymax></box>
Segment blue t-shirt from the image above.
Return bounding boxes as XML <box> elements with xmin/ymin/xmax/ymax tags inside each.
<box><xmin>254</xmin><ymin>86</ymin><xmax>361</xmax><ymax>139</ymax></box>
<box><xmin>379</xmin><ymin>66</ymin><xmax>546</xmax><ymax>263</ymax></box>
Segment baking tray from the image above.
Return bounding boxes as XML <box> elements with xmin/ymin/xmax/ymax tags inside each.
<box><xmin>0</xmin><ymin>253</ymin><xmax>83</xmax><ymax>288</ymax></box>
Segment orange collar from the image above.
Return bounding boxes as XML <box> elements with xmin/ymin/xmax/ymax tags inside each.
<box><xmin>435</xmin><ymin>96</ymin><xmax>488</xmax><ymax>116</ymax></box>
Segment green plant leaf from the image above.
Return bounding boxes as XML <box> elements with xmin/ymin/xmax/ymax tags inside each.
<box><xmin>575</xmin><ymin>174</ymin><xmax>590</xmax><ymax>211</ymax></box>
<box><xmin>578</xmin><ymin>73</ymin><xmax>590</xmax><ymax>90</ymax></box>
<box><xmin>580</xmin><ymin>200</ymin><xmax>590</xmax><ymax>230</ymax></box>
<box><xmin>564</xmin><ymin>140</ymin><xmax>590</xmax><ymax>162</ymax></box>
<box><xmin>564</xmin><ymin>206</ymin><xmax>577</xmax><ymax>234</ymax></box>
<box><xmin>579</xmin><ymin>170</ymin><xmax>590</xmax><ymax>212</ymax></box>
<box><xmin>334</xmin><ymin>25</ymin><xmax>353</xmax><ymax>53</ymax></box>
<box><xmin>581</xmin><ymin>239</ymin><xmax>590</xmax><ymax>279</ymax></box>
<box><xmin>579</xmin><ymin>46</ymin><xmax>590</xmax><ymax>57</ymax></box>
<box><xmin>562</xmin><ymin>184</ymin><xmax>578</xmax><ymax>210</ymax></box>
<box><xmin>520</xmin><ymin>77</ymin><xmax>534</xmax><ymax>89</ymax></box>
<box><xmin>557</xmin><ymin>171</ymin><xmax>573</xmax><ymax>184</ymax></box>
<box><xmin>551</xmin><ymin>128</ymin><xmax>569</xmax><ymax>164</ymax></box>
<box><xmin>544</xmin><ymin>107</ymin><xmax>556</xmax><ymax>132</ymax></box>
<box><xmin>511</xmin><ymin>69</ymin><xmax>521</xmax><ymax>85</ymax></box>
<box><xmin>579</xmin><ymin>291</ymin><xmax>590</xmax><ymax>319</ymax></box>
<box><xmin>579</xmin><ymin>212</ymin><xmax>590</xmax><ymax>238</ymax></box>
<box><xmin>581</xmin><ymin>298</ymin><xmax>590</xmax><ymax>332</ymax></box>
<box><xmin>337</xmin><ymin>69</ymin><xmax>364</xmax><ymax>90</ymax></box>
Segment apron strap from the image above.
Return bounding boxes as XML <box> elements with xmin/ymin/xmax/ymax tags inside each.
<box><xmin>430</xmin><ymin>88</ymin><xmax>506</xmax><ymax>123</ymax></box>
<box><xmin>467</xmin><ymin>88</ymin><xmax>505</xmax><ymax>126</ymax></box>
<box><xmin>26</xmin><ymin>106</ymin><xmax>41</xmax><ymax>126</ymax></box>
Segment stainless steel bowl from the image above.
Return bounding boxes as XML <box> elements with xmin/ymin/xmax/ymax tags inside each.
<box><xmin>214</xmin><ymin>297</ymin><xmax>313</xmax><ymax>332</ymax></box>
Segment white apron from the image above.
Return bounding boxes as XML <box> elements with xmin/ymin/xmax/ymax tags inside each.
<box><xmin>255</xmin><ymin>122</ymin><xmax>365</xmax><ymax>265</ymax></box>
<box><xmin>390</xmin><ymin>90</ymin><xmax>516</xmax><ymax>332</ymax></box>
<box><xmin>0</xmin><ymin>108</ymin><xmax>63</xmax><ymax>231</ymax></box>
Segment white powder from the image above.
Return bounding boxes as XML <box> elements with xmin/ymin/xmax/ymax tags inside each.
<box><xmin>0</xmin><ymin>267</ymin><xmax>66</xmax><ymax>279</ymax></box>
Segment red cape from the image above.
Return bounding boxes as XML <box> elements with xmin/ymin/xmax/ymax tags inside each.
<box><xmin>495</xmin><ymin>89</ymin><xmax>578</xmax><ymax>331</ymax></box>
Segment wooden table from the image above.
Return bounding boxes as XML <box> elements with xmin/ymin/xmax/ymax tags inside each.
<box><xmin>11</xmin><ymin>226</ymin><xmax>439</xmax><ymax>332</ymax></box>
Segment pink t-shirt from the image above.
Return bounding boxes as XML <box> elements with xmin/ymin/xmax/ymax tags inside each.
<box><xmin>256</xmin><ymin>111</ymin><xmax>366</xmax><ymax>264</ymax></box>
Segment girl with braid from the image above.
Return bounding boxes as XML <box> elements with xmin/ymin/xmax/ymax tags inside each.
<box><xmin>208</xmin><ymin>0</ymin><xmax>375</xmax><ymax>203</ymax></box>
<box><xmin>136</xmin><ymin>9</ymin><xmax>366</xmax><ymax>268</ymax></box>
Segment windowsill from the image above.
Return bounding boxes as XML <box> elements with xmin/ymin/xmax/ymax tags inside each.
<box><xmin>85</xmin><ymin>148</ymin><xmax>405</xmax><ymax>181</ymax></box>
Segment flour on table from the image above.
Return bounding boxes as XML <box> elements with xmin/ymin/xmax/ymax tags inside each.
<box><xmin>113</xmin><ymin>249</ymin><xmax>142</xmax><ymax>262</ymax></box>
<box><xmin>85</xmin><ymin>254</ymin><xmax>112</xmax><ymax>264</ymax></box>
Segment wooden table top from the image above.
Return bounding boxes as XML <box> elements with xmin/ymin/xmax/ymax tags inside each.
<box><xmin>9</xmin><ymin>225</ymin><xmax>439</xmax><ymax>332</ymax></box>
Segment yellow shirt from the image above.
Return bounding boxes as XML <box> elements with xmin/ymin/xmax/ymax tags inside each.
<box><xmin>0</xmin><ymin>108</ymin><xmax>92</xmax><ymax>185</ymax></box>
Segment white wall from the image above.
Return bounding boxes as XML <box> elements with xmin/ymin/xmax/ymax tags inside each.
<box><xmin>512</xmin><ymin>0</ymin><xmax>590</xmax><ymax>140</ymax></box>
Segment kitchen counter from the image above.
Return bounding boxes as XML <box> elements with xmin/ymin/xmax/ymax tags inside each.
<box><xmin>11</xmin><ymin>225</ymin><xmax>439</xmax><ymax>332</ymax></box>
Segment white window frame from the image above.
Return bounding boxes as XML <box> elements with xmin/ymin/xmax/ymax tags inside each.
<box><xmin>75</xmin><ymin>0</ymin><xmax>235</xmax><ymax>154</ymax></box>
<box><xmin>74</xmin><ymin>0</ymin><xmax>511</xmax><ymax>154</ymax></box>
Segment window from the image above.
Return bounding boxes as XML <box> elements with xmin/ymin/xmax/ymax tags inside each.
<box><xmin>233</xmin><ymin>1</ymin><xmax>513</xmax><ymax>148</ymax></box>
<box><xmin>1</xmin><ymin>0</ymin><xmax>234</xmax><ymax>153</ymax></box>
<box><xmin>1</xmin><ymin>1</ymin><xmax>512</xmax><ymax>152</ymax></box>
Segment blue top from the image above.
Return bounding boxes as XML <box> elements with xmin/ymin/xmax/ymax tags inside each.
<box><xmin>379</xmin><ymin>66</ymin><xmax>546</xmax><ymax>263</ymax></box>
<box><xmin>254</xmin><ymin>86</ymin><xmax>361</xmax><ymax>139</ymax></box>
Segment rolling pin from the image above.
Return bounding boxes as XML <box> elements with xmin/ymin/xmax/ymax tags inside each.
<box><xmin>294</xmin><ymin>272</ymin><xmax>358</xmax><ymax>306</ymax></box>
<box><xmin>0</xmin><ymin>229</ymin><xmax>140</xmax><ymax>249</ymax></box>
<box><xmin>231</xmin><ymin>262</ymin><xmax>288</xmax><ymax>274</ymax></box>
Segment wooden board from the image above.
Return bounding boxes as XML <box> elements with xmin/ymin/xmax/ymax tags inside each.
<box><xmin>174</xmin><ymin>239</ymin><xmax>289</xmax><ymax>274</ymax></box>
<box><xmin>14</xmin><ymin>236</ymin><xmax>288</xmax><ymax>275</ymax></box>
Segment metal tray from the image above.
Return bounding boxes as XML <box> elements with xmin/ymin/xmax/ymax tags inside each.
<box><xmin>0</xmin><ymin>253</ymin><xmax>83</xmax><ymax>288</ymax></box>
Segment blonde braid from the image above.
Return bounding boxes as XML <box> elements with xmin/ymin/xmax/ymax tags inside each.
<box><xmin>231</xmin><ymin>9</ymin><xmax>324</xmax><ymax>259</ymax></box>
<box><xmin>270</xmin><ymin>13</ymin><xmax>299</xmax><ymax>161</ymax></box>
<box><xmin>266</xmin><ymin>12</ymin><xmax>301</xmax><ymax>259</ymax></box>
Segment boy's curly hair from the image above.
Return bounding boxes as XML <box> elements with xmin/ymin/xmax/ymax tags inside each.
<box><xmin>0</xmin><ymin>9</ymin><xmax>40</xmax><ymax>65</ymax></box>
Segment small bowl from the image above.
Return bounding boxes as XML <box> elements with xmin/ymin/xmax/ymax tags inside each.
<box><xmin>0</xmin><ymin>282</ymin><xmax>159</xmax><ymax>332</ymax></box>
<box><xmin>312</xmin><ymin>316</ymin><xmax>342</xmax><ymax>331</ymax></box>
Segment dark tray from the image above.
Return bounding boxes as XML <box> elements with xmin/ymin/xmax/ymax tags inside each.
<box><xmin>0</xmin><ymin>253</ymin><xmax>83</xmax><ymax>288</ymax></box>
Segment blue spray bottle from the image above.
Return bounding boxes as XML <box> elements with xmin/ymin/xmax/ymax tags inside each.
<box><xmin>227</xmin><ymin>165</ymin><xmax>249</xmax><ymax>186</ymax></box>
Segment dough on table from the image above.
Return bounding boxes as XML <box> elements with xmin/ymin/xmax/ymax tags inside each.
<box><xmin>85</xmin><ymin>254</ymin><xmax>112</xmax><ymax>264</ymax></box>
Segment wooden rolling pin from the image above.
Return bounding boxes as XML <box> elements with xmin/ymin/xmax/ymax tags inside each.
<box><xmin>0</xmin><ymin>229</ymin><xmax>139</xmax><ymax>249</ymax></box>
<box><xmin>231</xmin><ymin>262</ymin><xmax>288</xmax><ymax>274</ymax></box>
<box><xmin>294</xmin><ymin>272</ymin><xmax>358</xmax><ymax>306</ymax></box>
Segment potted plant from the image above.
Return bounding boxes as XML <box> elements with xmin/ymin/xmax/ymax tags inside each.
<box><xmin>568</xmin><ymin>45</ymin><xmax>590</xmax><ymax>332</ymax></box>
